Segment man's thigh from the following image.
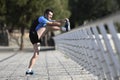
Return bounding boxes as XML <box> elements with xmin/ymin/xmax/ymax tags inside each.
<box><xmin>46</xmin><ymin>26</ymin><xmax>60</xmax><ymax>31</ymax></box>
<box><xmin>37</xmin><ymin>27</ymin><xmax>47</xmax><ymax>39</ymax></box>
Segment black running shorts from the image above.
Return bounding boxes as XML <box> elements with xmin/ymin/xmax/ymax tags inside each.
<box><xmin>29</xmin><ymin>31</ymin><xmax>40</xmax><ymax>44</ymax></box>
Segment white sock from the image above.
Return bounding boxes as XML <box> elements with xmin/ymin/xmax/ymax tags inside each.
<box><xmin>37</xmin><ymin>43</ymin><xmax>41</xmax><ymax>50</ymax></box>
<box><xmin>28</xmin><ymin>68</ymin><xmax>32</xmax><ymax>72</ymax></box>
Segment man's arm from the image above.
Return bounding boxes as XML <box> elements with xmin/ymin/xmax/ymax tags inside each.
<box><xmin>46</xmin><ymin>19</ymin><xmax>66</xmax><ymax>26</ymax></box>
<box><xmin>46</xmin><ymin>18</ymin><xmax>68</xmax><ymax>27</ymax></box>
<box><xmin>46</xmin><ymin>21</ymin><xmax>62</xmax><ymax>26</ymax></box>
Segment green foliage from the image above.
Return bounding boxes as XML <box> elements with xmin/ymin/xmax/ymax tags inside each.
<box><xmin>0</xmin><ymin>0</ymin><xmax>70</xmax><ymax>29</ymax></box>
<box><xmin>69</xmin><ymin>0</ymin><xmax>120</xmax><ymax>28</ymax></box>
<box><xmin>115</xmin><ymin>22</ymin><xmax>120</xmax><ymax>32</ymax></box>
<box><xmin>0</xmin><ymin>0</ymin><xmax>6</xmax><ymax>22</ymax></box>
<box><xmin>2</xmin><ymin>0</ymin><xmax>120</xmax><ymax>30</ymax></box>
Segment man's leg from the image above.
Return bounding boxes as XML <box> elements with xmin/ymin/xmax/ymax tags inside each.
<box><xmin>28</xmin><ymin>43</ymin><xmax>39</xmax><ymax>69</ymax></box>
<box><xmin>46</xmin><ymin>26</ymin><xmax>61</xmax><ymax>31</ymax></box>
<box><xmin>26</xmin><ymin>27</ymin><xmax>46</xmax><ymax>75</ymax></box>
<box><xmin>26</xmin><ymin>43</ymin><xmax>40</xmax><ymax>75</ymax></box>
<box><xmin>29</xmin><ymin>27</ymin><xmax>47</xmax><ymax>68</ymax></box>
<box><xmin>37</xmin><ymin>27</ymin><xmax>46</xmax><ymax>39</ymax></box>
<box><xmin>47</xmin><ymin>19</ymin><xmax>70</xmax><ymax>32</ymax></box>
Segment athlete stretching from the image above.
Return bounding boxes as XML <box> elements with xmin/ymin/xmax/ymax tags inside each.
<box><xmin>26</xmin><ymin>8</ymin><xmax>70</xmax><ymax>75</ymax></box>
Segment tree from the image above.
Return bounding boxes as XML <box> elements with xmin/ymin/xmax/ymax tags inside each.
<box><xmin>69</xmin><ymin>0</ymin><xmax>119</xmax><ymax>28</ymax></box>
<box><xmin>0</xmin><ymin>0</ymin><xmax>6</xmax><ymax>25</ymax></box>
<box><xmin>0</xmin><ymin>0</ymin><xmax>70</xmax><ymax>49</ymax></box>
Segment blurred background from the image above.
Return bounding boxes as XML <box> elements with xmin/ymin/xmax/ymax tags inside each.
<box><xmin>0</xmin><ymin>0</ymin><xmax>120</xmax><ymax>50</ymax></box>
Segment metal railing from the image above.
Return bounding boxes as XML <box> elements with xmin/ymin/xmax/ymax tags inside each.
<box><xmin>53</xmin><ymin>12</ymin><xmax>120</xmax><ymax>80</ymax></box>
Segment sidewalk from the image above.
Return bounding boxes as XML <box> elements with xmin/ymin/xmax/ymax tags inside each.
<box><xmin>0</xmin><ymin>47</ymin><xmax>98</xmax><ymax>80</ymax></box>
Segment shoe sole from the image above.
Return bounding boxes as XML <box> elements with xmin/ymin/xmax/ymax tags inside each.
<box><xmin>65</xmin><ymin>20</ymin><xmax>71</xmax><ymax>31</ymax></box>
<box><xmin>67</xmin><ymin>21</ymin><xmax>70</xmax><ymax>31</ymax></box>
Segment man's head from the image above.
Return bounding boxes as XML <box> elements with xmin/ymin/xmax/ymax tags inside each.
<box><xmin>44</xmin><ymin>9</ymin><xmax>53</xmax><ymax>20</ymax></box>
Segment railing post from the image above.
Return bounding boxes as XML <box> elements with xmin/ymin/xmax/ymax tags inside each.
<box><xmin>86</xmin><ymin>27</ymin><xmax>107</xmax><ymax>79</ymax></box>
<box><xmin>92</xmin><ymin>26</ymin><xmax>113</xmax><ymax>80</ymax></box>
<box><xmin>98</xmin><ymin>23</ymin><xmax>119</xmax><ymax>80</ymax></box>
<box><xmin>107</xmin><ymin>21</ymin><xmax>120</xmax><ymax>62</ymax></box>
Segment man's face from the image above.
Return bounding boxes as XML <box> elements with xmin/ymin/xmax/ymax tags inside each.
<box><xmin>47</xmin><ymin>11</ymin><xmax>53</xmax><ymax>20</ymax></box>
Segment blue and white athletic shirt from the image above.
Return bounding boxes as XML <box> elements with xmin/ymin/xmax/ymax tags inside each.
<box><xmin>35</xmin><ymin>16</ymin><xmax>49</xmax><ymax>31</ymax></box>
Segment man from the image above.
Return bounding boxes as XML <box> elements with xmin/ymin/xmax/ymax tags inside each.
<box><xmin>26</xmin><ymin>9</ymin><xmax>70</xmax><ymax>75</ymax></box>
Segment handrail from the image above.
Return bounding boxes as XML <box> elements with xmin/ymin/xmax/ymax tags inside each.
<box><xmin>53</xmin><ymin>12</ymin><xmax>120</xmax><ymax>80</ymax></box>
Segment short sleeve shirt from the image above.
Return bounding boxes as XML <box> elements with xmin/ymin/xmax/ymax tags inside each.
<box><xmin>35</xmin><ymin>16</ymin><xmax>49</xmax><ymax>31</ymax></box>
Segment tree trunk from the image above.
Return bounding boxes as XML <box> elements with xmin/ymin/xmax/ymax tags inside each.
<box><xmin>19</xmin><ymin>26</ymin><xmax>25</xmax><ymax>50</ymax></box>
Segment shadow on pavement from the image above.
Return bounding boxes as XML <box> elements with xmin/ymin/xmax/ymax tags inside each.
<box><xmin>0</xmin><ymin>46</ymin><xmax>55</xmax><ymax>63</ymax></box>
<box><xmin>0</xmin><ymin>46</ymin><xmax>55</xmax><ymax>52</ymax></box>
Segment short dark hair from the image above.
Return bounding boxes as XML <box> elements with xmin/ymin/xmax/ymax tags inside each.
<box><xmin>44</xmin><ymin>9</ymin><xmax>53</xmax><ymax>16</ymax></box>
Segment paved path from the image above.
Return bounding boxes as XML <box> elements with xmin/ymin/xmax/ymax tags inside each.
<box><xmin>0</xmin><ymin>47</ymin><xmax>98</xmax><ymax>80</ymax></box>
